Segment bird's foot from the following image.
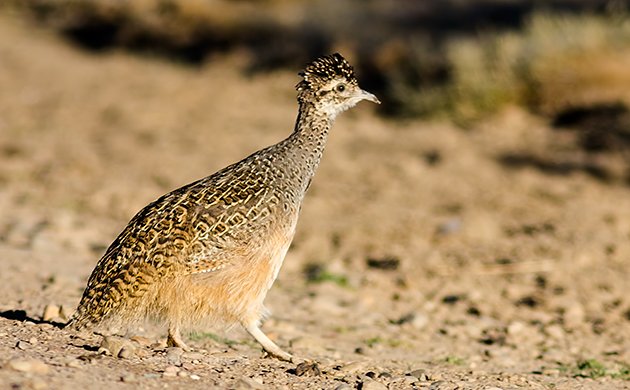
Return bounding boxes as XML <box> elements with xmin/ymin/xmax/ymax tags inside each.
<box><xmin>166</xmin><ymin>331</ymin><xmax>192</xmax><ymax>352</ymax></box>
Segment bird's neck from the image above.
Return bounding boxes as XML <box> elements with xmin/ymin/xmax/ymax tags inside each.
<box><xmin>274</xmin><ymin>101</ymin><xmax>332</xmax><ymax>192</ymax></box>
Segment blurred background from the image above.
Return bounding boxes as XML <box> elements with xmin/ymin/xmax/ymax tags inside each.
<box><xmin>1</xmin><ymin>0</ymin><xmax>630</xmax><ymax>387</ymax></box>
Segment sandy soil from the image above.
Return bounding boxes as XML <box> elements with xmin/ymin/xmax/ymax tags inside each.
<box><xmin>0</xmin><ymin>13</ymin><xmax>629</xmax><ymax>390</ymax></box>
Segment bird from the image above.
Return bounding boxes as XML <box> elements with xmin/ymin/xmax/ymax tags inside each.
<box><xmin>66</xmin><ymin>53</ymin><xmax>379</xmax><ymax>362</ymax></box>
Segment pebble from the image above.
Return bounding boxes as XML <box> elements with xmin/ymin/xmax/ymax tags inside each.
<box><xmin>8</xmin><ymin>359</ymin><xmax>50</xmax><ymax>374</ymax></box>
<box><xmin>409</xmin><ymin>369</ymin><xmax>429</xmax><ymax>381</ymax></box>
<box><xmin>563</xmin><ymin>304</ymin><xmax>585</xmax><ymax>328</ymax></box>
<box><xmin>65</xmin><ymin>359</ymin><xmax>82</xmax><ymax>368</ymax></box>
<box><xmin>29</xmin><ymin>379</ymin><xmax>48</xmax><ymax>390</ymax></box>
<box><xmin>42</xmin><ymin>304</ymin><xmax>60</xmax><ymax>322</ymax></box>
<box><xmin>129</xmin><ymin>335</ymin><xmax>153</xmax><ymax>347</ymax></box>
<box><xmin>429</xmin><ymin>381</ymin><xmax>446</xmax><ymax>390</ymax></box>
<box><xmin>100</xmin><ymin>336</ymin><xmax>136</xmax><ymax>358</ymax></box>
<box><xmin>507</xmin><ymin>321</ymin><xmax>525</xmax><ymax>336</ymax></box>
<box><xmin>183</xmin><ymin>351</ymin><xmax>205</xmax><ymax>361</ymax></box>
<box><xmin>545</xmin><ymin>324</ymin><xmax>565</xmax><ymax>340</ymax></box>
<box><xmin>361</xmin><ymin>379</ymin><xmax>388</xmax><ymax>390</ymax></box>
<box><xmin>334</xmin><ymin>384</ymin><xmax>352</xmax><ymax>390</ymax></box>
<box><xmin>118</xmin><ymin>346</ymin><xmax>135</xmax><ymax>359</ymax></box>
<box><xmin>162</xmin><ymin>365</ymin><xmax>180</xmax><ymax>377</ymax></box>
<box><xmin>190</xmin><ymin>374</ymin><xmax>201</xmax><ymax>380</ymax></box>
<box><xmin>121</xmin><ymin>373</ymin><xmax>138</xmax><ymax>383</ymax></box>
<box><xmin>16</xmin><ymin>340</ymin><xmax>30</xmax><ymax>350</ymax></box>
<box><xmin>339</xmin><ymin>361</ymin><xmax>369</xmax><ymax>373</ymax></box>
<box><xmin>235</xmin><ymin>377</ymin><xmax>264</xmax><ymax>389</ymax></box>
<box><xmin>166</xmin><ymin>347</ymin><xmax>184</xmax><ymax>366</ymax></box>
<box><xmin>485</xmin><ymin>387</ymin><xmax>505</xmax><ymax>390</ymax></box>
<box><xmin>294</xmin><ymin>361</ymin><xmax>321</xmax><ymax>376</ymax></box>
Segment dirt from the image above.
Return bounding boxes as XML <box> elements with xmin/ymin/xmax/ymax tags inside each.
<box><xmin>0</xmin><ymin>13</ymin><xmax>629</xmax><ymax>390</ymax></box>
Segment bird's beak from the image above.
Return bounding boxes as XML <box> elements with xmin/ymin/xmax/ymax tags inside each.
<box><xmin>358</xmin><ymin>89</ymin><xmax>381</xmax><ymax>104</ymax></box>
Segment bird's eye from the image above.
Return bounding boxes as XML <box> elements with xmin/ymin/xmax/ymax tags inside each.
<box><xmin>336</xmin><ymin>84</ymin><xmax>346</xmax><ymax>92</ymax></box>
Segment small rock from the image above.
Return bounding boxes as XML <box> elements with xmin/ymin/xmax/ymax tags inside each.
<box><xmin>29</xmin><ymin>337</ymin><xmax>38</xmax><ymax>345</ymax></box>
<box><xmin>100</xmin><ymin>336</ymin><xmax>136</xmax><ymax>358</ymax></box>
<box><xmin>294</xmin><ymin>361</ymin><xmax>321</xmax><ymax>376</ymax></box>
<box><xmin>118</xmin><ymin>346</ymin><xmax>135</xmax><ymax>359</ymax></box>
<box><xmin>563</xmin><ymin>304</ymin><xmax>585</xmax><ymax>328</ymax></box>
<box><xmin>16</xmin><ymin>340</ymin><xmax>30</xmax><ymax>350</ymax></box>
<box><xmin>366</xmin><ymin>256</ymin><xmax>400</xmax><ymax>270</ymax></box>
<box><xmin>334</xmin><ymin>384</ymin><xmax>352</xmax><ymax>390</ymax></box>
<box><xmin>8</xmin><ymin>359</ymin><xmax>50</xmax><ymax>374</ymax></box>
<box><xmin>235</xmin><ymin>377</ymin><xmax>264</xmax><ymax>389</ymax></box>
<box><xmin>545</xmin><ymin>324</ymin><xmax>565</xmax><ymax>340</ymax></box>
<box><xmin>429</xmin><ymin>381</ymin><xmax>446</xmax><ymax>390</ymax></box>
<box><xmin>339</xmin><ymin>361</ymin><xmax>369</xmax><ymax>373</ymax></box>
<box><xmin>183</xmin><ymin>351</ymin><xmax>205</xmax><ymax>361</ymax></box>
<box><xmin>29</xmin><ymin>378</ymin><xmax>48</xmax><ymax>390</ymax></box>
<box><xmin>166</xmin><ymin>347</ymin><xmax>184</xmax><ymax>366</ymax></box>
<box><xmin>121</xmin><ymin>373</ymin><xmax>137</xmax><ymax>383</ymax></box>
<box><xmin>485</xmin><ymin>387</ymin><xmax>505</xmax><ymax>390</ymax></box>
<box><xmin>42</xmin><ymin>304</ymin><xmax>60</xmax><ymax>322</ymax></box>
<box><xmin>507</xmin><ymin>321</ymin><xmax>526</xmax><ymax>336</ymax></box>
<box><xmin>162</xmin><ymin>365</ymin><xmax>180</xmax><ymax>377</ymax></box>
<box><xmin>361</xmin><ymin>379</ymin><xmax>388</xmax><ymax>390</ymax></box>
<box><xmin>65</xmin><ymin>359</ymin><xmax>82</xmax><ymax>368</ymax></box>
<box><xmin>435</xmin><ymin>218</ymin><xmax>461</xmax><ymax>236</ymax></box>
<box><xmin>129</xmin><ymin>335</ymin><xmax>153</xmax><ymax>347</ymax></box>
<box><xmin>177</xmin><ymin>370</ymin><xmax>188</xmax><ymax>377</ymax></box>
<box><xmin>409</xmin><ymin>369</ymin><xmax>429</xmax><ymax>381</ymax></box>
<box><xmin>378</xmin><ymin>372</ymin><xmax>393</xmax><ymax>379</ymax></box>
<box><xmin>190</xmin><ymin>374</ymin><xmax>201</xmax><ymax>380</ymax></box>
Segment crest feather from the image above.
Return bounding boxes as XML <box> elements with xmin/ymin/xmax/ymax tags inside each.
<box><xmin>296</xmin><ymin>53</ymin><xmax>356</xmax><ymax>91</ymax></box>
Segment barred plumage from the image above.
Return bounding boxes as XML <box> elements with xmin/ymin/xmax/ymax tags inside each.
<box><xmin>67</xmin><ymin>53</ymin><xmax>379</xmax><ymax>362</ymax></box>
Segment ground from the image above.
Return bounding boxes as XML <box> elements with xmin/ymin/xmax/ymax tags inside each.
<box><xmin>0</xmin><ymin>14</ymin><xmax>629</xmax><ymax>390</ymax></box>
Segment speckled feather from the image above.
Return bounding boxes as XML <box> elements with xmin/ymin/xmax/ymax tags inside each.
<box><xmin>67</xmin><ymin>53</ymin><xmax>376</xmax><ymax>360</ymax></box>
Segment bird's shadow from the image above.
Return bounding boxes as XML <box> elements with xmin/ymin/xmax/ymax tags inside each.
<box><xmin>0</xmin><ymin>309</ymin><xmax>66</xmax><ymax>329</ymax></box>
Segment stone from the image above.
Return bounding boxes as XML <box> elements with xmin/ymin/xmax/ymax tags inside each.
<box><xmin>409</xmin><ymin>369</ymin><xmax>429</xmax><ymax>381</ymax></box>
<box><xmin>16</xmin><ymin>340</ymin><xmax>30</xmax><ymax>350</ymax></box>
<box><xmin>65</xmin><ymin>359</ymin><xmax>82</xmax><ymax>368</ymax></box>
<box><xmin>8</xmin><ymin>359</ymin><xmax>50</xmax><ymax>374</ymax></box>
<box><xmin>100</xmin><ymin>336</ymin><xmax>136</xmax><ymax>358</ymax></box>
<box><xmin>294</xmin><ymin>361</ymin><xmax>321</xmax><ymax>376</ymax></box>
<box><xmin>235</xmin><ymin>377</ymin><xmax>264</xmax><ymax>389</ymax></box>
<box><xmin>42</xmin><ymin>304</ymin><xmax>60</xmax><ymax>322</ymax></box>
<box><xmin>121</xmin><ymin>373</ymin><xmax>138</xmax><ymax>383</ymax></box>
<box><xmin>190</xmin><ymin>374</ymin><xmax>201</xmax><ymax>380</ymax></box>
<box><xmin>339</xmin><ymin>361</ymin><xmax>369</xmax><ymax>373</ymax></box>
<box><xmin>166</xmin><ymin>347</ymin><xmax>184</xmax><ymax>366</ymax></box>
<box><xmin>183</xmin><ymin>351</ymin><xmax>205</xmax><ymax>361</ymax></box>
<box><xmin>162</xmin><ymin>365</ymin><xmax>180</xmax><ymax>377</ymax></box>
<box><xmin>361</xmin><ymin>379</ymin><xmax>388</xmax><ymax>390</ymax></box>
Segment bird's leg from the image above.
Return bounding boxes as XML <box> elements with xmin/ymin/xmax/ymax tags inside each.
<box><xmin>244</xmin><ymin>322</ymin><xmax>294</xmax><ymax>362</ymax></box>
<box><xmin>167</xmin><ymin>324</ymin><xmax>191</xmax><ymax>351</ymax></box>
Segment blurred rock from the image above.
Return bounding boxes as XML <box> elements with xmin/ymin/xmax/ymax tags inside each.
<box><xmin>339</xmin><ymin>361</ymin><xmax>369</xmax><ymax>373</ymax></box>
<box><xmin>8</xmin><ymin>359</ymin><xmax>50</xmax><ymax>374</ymax></box>
<box><xmin>235</xmin><ymin>376</ymin><xmax>264</xmax><ymax>389</ymax></box>
<box><xmin>42</xmin><ymin>304</ymin><xmax>60</xmax><ymax>322</ymax></box>
<box><xmin>563</xmin><ymin>303</ymin><xmax>585</xmax><ymax>328</ymax></box>
<box><xmin>361</xmin><ymin>379</ymin><xmax>388</xmax><ymax>390</ymax></box>
<box><xmin>162</xmin><ymin>365</ymin><xmax>180</xmax><ymax>377</ymax></box>
<box><xmin>166</xmin><ymin>347</ymin><xmax>183</xmax><ymax>366</ymax></box>
<box><xmin>294</xmin><ymin>361</ymin><xmax>321</xmax><ymax>376</ymax></box>
<box><xmin>366</xmin><ymin>256</ymin><xmax>400</xmax><ymax>270</ymax></box>
<box><xmin>99</xmin><ymin>335</ymin><xmax>136</xmax><ymax>358</ymax></box>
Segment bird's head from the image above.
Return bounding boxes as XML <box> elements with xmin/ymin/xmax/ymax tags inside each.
<box><xmin>296</xmin><ymin>53</ymin><xmax>380</xmax><ymax>119</ymax></box>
